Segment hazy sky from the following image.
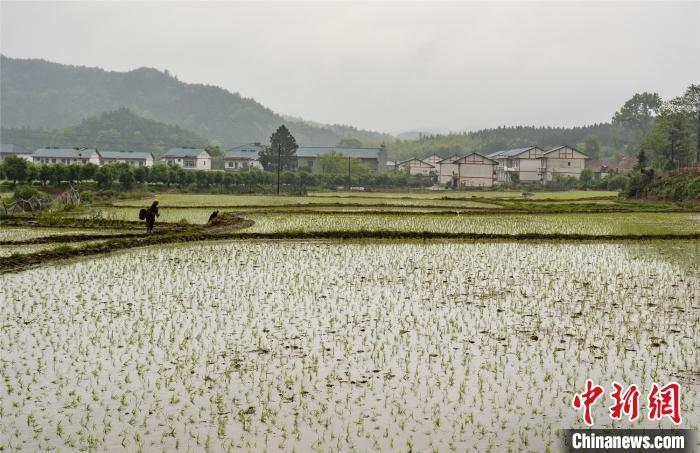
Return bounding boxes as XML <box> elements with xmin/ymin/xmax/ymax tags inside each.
<box><xmin>1</xmin><ymin>1</ymin><xmax>698</xmax><ymax>134</ymax></box>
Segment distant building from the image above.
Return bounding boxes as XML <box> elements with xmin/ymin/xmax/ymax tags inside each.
<box><xmin>487</xmin><ymin>146</ymin><xmax>546</xmax><ymax>183</ymax></box>
<box><xmin>224</xmin><ymin>143</ymin><xmax>264</xmax><ymax>171</ymax></box>
<box><xmin>586</xmin><ymin>157</ymin><xmax>635</xmax><ymax>179</ymax></box>
<box><xmin>422</xmin><ymin>153</ymin><xmax>444</xmax><ymax>169</ymax></box>
<box><xmin>615</xmin><ymin>157</ymin><xmax>637</xmax><ymax>175</ymax></box>
<box><xmin>540</xmin><ymin>146</ymin><xmax>588</xmax><ymax>182</ymax></box>
<box><xmin>33</xmin><ymin>147</ymin><xmax>101</xmax><ymax>165</ymax></box>
<box><xmin>396</xmin><ymin>158</ymin><xmax>435</xmax><ymax>176</ymax></box>
<box><xmin>437</xmin><ymin>155</ymin><xmax>460</xmax><ymax>185</ymax></box>
<box><xmin>0</xmin><ymin>144</ymin><xmax>33</xmax><ymax>162</ymax></box>
<box><xmin>385</xmin><ymin>160</ymin><xmax>397</xmax><ymax>169</ymax></box>
<box><xmin>100</xmin><ymin>150</ymin><xmax>154</xmax><ymax>167</ymax></box>
<box><xmin>453</xmin><ymin>153</ymin><xmax>498</xmax><ymax>187</ymax></box>
<box><xmin>161</xmin><ymin>148</ymin><xmax>211</xmax><ymax>170</ymax></box>
<box><xmin>296</xmin><ymin>146</ymin><xmax>387</xmax><ymax>172</ymax></box>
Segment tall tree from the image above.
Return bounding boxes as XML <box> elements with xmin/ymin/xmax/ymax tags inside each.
<box><xmin>612</xmin><ymin>92</ymin><xmax>662</xmax><ymax>144</ymax></box>
<box><xmin>581</xmin><ymin>134</ymin><xmax>601</xmax><ymax>159</ymax></box>
<box><xmin>641</xmin><ymin>110</ymin><xmax>692</xmax><ymax>169</ymax></box>
<box><xmin>666</xmin><ymin>84</ymin><xmax>700</xmax><ymax>163</ymax></box>
<box><xmin>205</xmin><ymin>144</ymin><xmax>225</xmax><ymax>170</ymax></box>
<box><xmin>260</xmin><ymin>125</ymin><xmax>298</xmax><ymax>171</ymax></box>
<box><xmin>1</xmin><ymin>155</ymin><xmax>31</xmax><ymax>184</ymax></box>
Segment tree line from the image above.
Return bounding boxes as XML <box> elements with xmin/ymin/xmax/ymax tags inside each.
<box><xmin>0</xmin><ymin>157</ymin><xmax>427</xmax><ymax>193</ymax></box>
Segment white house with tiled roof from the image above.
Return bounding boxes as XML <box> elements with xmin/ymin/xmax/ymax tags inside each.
<box><xmin>422</xmin><ymin>153</ymin><xmax>444</xmax><ymax>169</ymax></box>
<box><xmin>437</xmin><ymin>155</ymin><xmax>460</xmax><ymax>185</ymax></box>
<box><xmin>0</xmin><ymin>144</ymin><xmax>33</xmax><ymax>162</ymax></box>
<box><xmin>541</xmin><ymin>146</ymin><xmax>588</xmax><ymax>182</ymax></box>
<box><xmin>453</xmin><ymin>153</ymin><xmax>498</xmax><ymax>187</ymax></box>
<box><xmin>100</xmin><ymin>150</ymin><xmax>154</xmax><ymax>167</ymax></box>
<box><xmin>32</xmin><ymin>147</ymin><xmax>102</xmax><ymax>165</ymax></box>
<box><xmin>161</xmin><ymin>148</ymin><xmax>211</xmax><ymax>170</ymax></box>
<box><xmin>397</xmin><ymin>158</ymin><xmax>435</xmax><ymax>176</ymax></box>
<box><xmin>487</xmin><ymin>146</ymin><xmax>546</xmax><ymax>183</ymax></box>
<box><xmin>224</xmin><ymin>143</ymin><xmax>264</xmax><ymax>171</ymax></box>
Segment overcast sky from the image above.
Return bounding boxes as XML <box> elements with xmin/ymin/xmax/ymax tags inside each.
<box><xmin>1</xmin><ymin>1</ymin><xmax>698</xmax><ymax>134</ymax></box>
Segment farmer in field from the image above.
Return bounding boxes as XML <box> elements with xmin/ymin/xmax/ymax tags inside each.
<box><xmin>139</xmin><ymin>199</ymin><xmax>160</xmax><ymax>233</ymax></box>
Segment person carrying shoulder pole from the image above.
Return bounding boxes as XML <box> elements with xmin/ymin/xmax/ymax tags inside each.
<box><xmin>144</xmin><ymin>199</ymin><xmax>159</xmax><ymax>233</ymax></box>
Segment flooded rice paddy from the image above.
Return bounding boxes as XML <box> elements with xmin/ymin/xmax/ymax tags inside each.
<box><xmin>1</xmin><ymin>240</ymin><xmax>697</xmax><ymax>452</ymax></box>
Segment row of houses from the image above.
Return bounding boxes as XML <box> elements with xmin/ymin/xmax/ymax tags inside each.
<box><xmin>0</xmin><ymin>145</ymin><xmax>211</xmax><ymax>169</ymax></box>
<box><xmin>2</xmin><ymin>143</ymin><xmax>603</xmax><ymax>186</ymax></box>
<box><xmin>391</xmin><ymin>146</ymin><xmax>590</xmax><ymax>187</ymax></box>
<box><xmin>1</xmin><ymin>144</ymin><xmax>389</xmax><ymax>173</ymax></box>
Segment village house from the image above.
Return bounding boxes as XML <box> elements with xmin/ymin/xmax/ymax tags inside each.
<box><xmin>586</xmin><ymin>157</ymin><xmax>635</xmax><ymax>179</ymax></box>
<box><xmin>422</xmin><ymin>153</ymin><xmax>445</xmax><ymax>169</ymax></box>
<box><xmin>224</xmin><ymin>143</ymin><xmax>265</xmax><ymax>171</ymax></box>
<box><xmin>487</xmin><ymin>146</ymin><xmax>546</xmax><ymax>183</ymax></box>
<box><xmin>100</xmin><ymin>150</ymin><xmax>154</xmax><ymax>167</ymax></box>
<box><xmin>0</xmin><ymin>144</ymin><xmax>33</xmax><ymax>162</ymax></box>
<box><xmin>296</xmin><ymin>146</ymin><xmax>387</xmax><ymax>172</ymax></box>
<box><xmin>397</xmin><ymin>158</ymin><xmax>435</xmax><ymax>176</ymax></box>
<box><xmin>32</xmin><ymin>147</ymin><xmax>102</xmax><ymax>165</ymax></box>
<box><xmin>540</xmin><ymin>146</ymin><xmax>588</xmax><ymax>182</ymax></box>
<box><xmin>437</xmin><ymin>155</ymin><xmax>460</xmax><ymax>185</ymax></box>
<box><xmin>453</xmin><ymin>153</ymin><xmax>498</xmax><ymax>187</ymax></box>
<box><xmin>161</xmin><ymin>148</ymin><xmax>211</xmax><ymax>170</ymax></box>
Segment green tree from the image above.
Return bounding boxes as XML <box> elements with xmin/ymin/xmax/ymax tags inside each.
<box><xmin>80</xmin><ymin>163</ymin><xmax>98</xmax><ymax>182</ymax></box>
<box><xmin>205</xmin><ymin>145</ymin><xmax>225</xmax><ymax>170</ymax></box>
<box><xmin>260</xmin><ymin>125</ymin><xmax>298</xmax><ymax>171</ymax></box>
<box><xmin>581</xmin><ymin>134</ymin><xmax>600</xmax><ymax>160</ymax></box>
<box><xmin>95</xmin><ymin>166</ymin><xmax>114</xmax><ymax>188</ymax></box>
<box><xmin>38</xmin><ymin>165</ymin><xmax>54</xmax><ymax>185</ymax></box>
<box><xmin>666</xmin><ymin>84</ymin><xmax>700</xmax><ymax>162</ymax></box>
<box><xmin>133</xmin><ymin>166</ymin><xmax>149</xmax><ymax>184</ymax></box>
<box><xmin>612</xmin><ymin>92</ymin><xmax>662</xmax><ymax>144</ymax></box>
<box><xmin>635</xmin><ymin>149</ymin><xmax>647</xmax><ymax>171</ymax></box>
<box><xmin>118</xmin><ymin>166</ymin><xmax>135</xmax><ymax>188</ymax></box>
<box><xmin>641</xmin><ymin>110</ymin><xmax>692</xmax><ymax>169</ymax></box>
<box><xmin>149</xmin><ymin>164</ymin><xmax>169</xmax><ymax>185</ymax></box>
<box><xmin>1</xmin><ymin>155</ymin><xmax>31</xmax><ymax>183</ymax></box>
<box><xmin>336</xmin><ymin>138</ymin><xmax>363</xmax><ymax>148</ymax></box>
<box><xmin>317</xmin><ymin>151</ymin><xmax>347</xmax><ymax>174</ymax></box>
<box><xmin>579</xmin><ymin>167</ymin><xmax>593</xmax><ymax>188</ymax></box>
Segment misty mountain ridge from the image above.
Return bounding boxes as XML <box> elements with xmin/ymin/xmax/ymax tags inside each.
<box><xmin>1</xmin><ymin>108</ymin><xmax>208</xmax><ymax>153</ymax></box>
<box><xmin>0</xmin><ymin>55</ymin><xmax>393</xmax><ymax>147</ymax></box>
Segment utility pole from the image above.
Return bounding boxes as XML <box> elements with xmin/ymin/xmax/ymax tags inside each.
<box><xmin>347</xmin><ymin>156</ymin><xmax>351</xmax><ymax>189</ymax></box>
<box><xmin>276</xmin><ymin>144</ymin><xmax>281</xmax><ymax>195</ymax></box>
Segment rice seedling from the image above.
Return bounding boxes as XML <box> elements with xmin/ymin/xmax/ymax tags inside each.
<box><xmin>0</xmin><ymin>240</ymin><xmax>697</xmax><ymax>451</ymax></box>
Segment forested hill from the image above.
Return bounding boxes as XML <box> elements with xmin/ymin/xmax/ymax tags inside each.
<box><xmin>0</xmin><ymin>55</ymin><xmax>393</xmax><ymax>146</ymax></box>
<box><xmin>1</xmin><ymin>108</ymin><xmax>207</xmax><ymax>153</ymax></box>
<box><xmin>382</xmin><ymin>124</ymin><xmax>636</xmax><ymax>161</ymax></box>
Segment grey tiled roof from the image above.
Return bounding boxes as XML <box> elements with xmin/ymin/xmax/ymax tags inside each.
<box><xmin>487</xmin><ymin>147</ymin><xmax>539</xmax><ymax>158</ymax></box>
<box><xmin>100</xmin><ymin>150</ymin><xmax>153</xmax><ymax>160</ymax></box>
<box><xmin>397</xmin><ymin>158</ymin><xmax>434</xmax><ymax>167</ymax></box>
<box><xmin>455</xmin><ymin>152</ymin><xmax>499</xmax><ymax>164</ymax></box>
<box><xmin>436</xmin><ymin>154</ymin><xmax>460</xmax><ymax>164</ymax></box>
<box><xmin>296</xmin><ymin>147</ymin><xmax>382</xmax><ymax>159</ymax></box>
<box><xmin>543</xmin><ymin>145</ymin><xmax>587</xmax><ymax>157</ymax></box>
<box><xmin>225</xmin><ymin>143</ymin><xmax>264</xmax><ymax>160</ymax></box>
<box><xmin>163</xmin><ymin>148</ymin><xmax>208</xmax><ymax>158</ymax></box>
<box><xmin>33</xmin><ymin>148</ymin><xmax>100</xmax><ymax>159</ymax></box>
